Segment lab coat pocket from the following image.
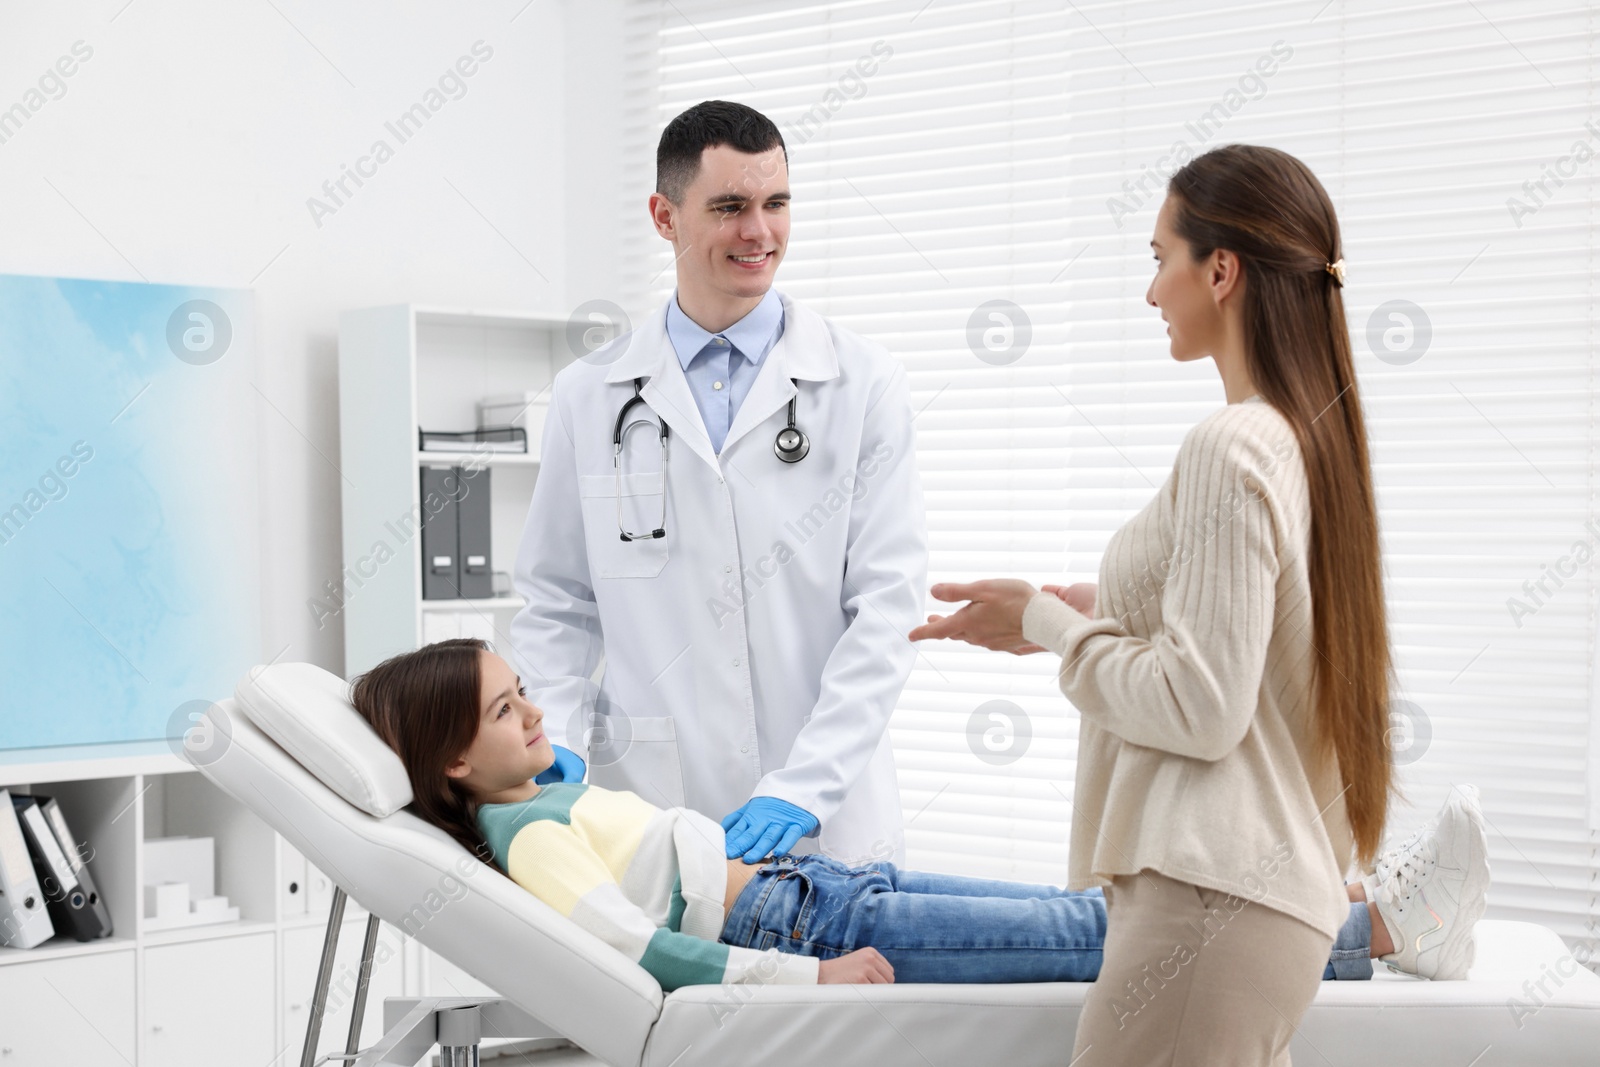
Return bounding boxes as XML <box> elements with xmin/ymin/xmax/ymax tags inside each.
<box><xmin>577</xmin><ymin>472</ymin><xmax>669</xmax><ymax>579</ymax></box>
<box><xmin>588</xmin><ymin>714</ymin><xmax>688</xmax><ymax>809</ymax></box>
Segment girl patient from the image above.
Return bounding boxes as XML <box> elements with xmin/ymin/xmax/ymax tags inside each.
<box><xmin>352</xmin><ymin>638</ymin><xmax>1488</xmax><ymax>989</ymax></box>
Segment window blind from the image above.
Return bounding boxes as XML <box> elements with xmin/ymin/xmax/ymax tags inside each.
<box><xmin>618</xmin><ymin>0</ymin><xmax>1599</xmax><ymax>964</ymax></box>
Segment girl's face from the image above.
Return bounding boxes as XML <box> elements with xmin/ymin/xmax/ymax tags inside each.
<box><xmin>445</xmin><ymin>651</ymin><xmax>556</xmax><ymax>799</ymax></box>
<box><xmin>1146</xmin><ymin>196</ymin><xmax>1229</xmax><ymax>363</ymax></box>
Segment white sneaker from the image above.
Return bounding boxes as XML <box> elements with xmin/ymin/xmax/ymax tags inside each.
<box><xmin>1360</xmin><ymin>783</ymin><xmax>1480</xmax><ymax>896</ymax></box>
<box><xmin>1369</xmin><ymin>784</ymin><xmax>1490</xmax><ymax>980</ymax></box>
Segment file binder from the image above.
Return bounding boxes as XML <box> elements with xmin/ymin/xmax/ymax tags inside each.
<box><xmin>420</xmin><ymin>466</ymin><xmax>462</xmax><ymax>599</ymax></box>
<box><xmin>0</xmin><ymin>789</ymin><xmax>55</xmax><ymax>948</ymax></box>
<box><xmin>42</xmin><ymin>796</ymin><xmax>114</xmax><ymax>940</ymax></box>
<box><xmin>457</xmin><ymin>465</ymin><xmax>493</xmax><ymax>598</ymax></box>
<box><xmin>16</xmin><ymin>794</ymin><xmax>112</xmax><ymax>941</ymax></box>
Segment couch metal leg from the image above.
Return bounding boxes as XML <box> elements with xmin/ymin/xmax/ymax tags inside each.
<box><xmin>301</xmin><ymin>885</ymin><xmax>349</xmax><ymax>1067</ymax></box>
<box><xmin>351</xmin><ymin>998</ymin><xmax>445</xmax><ymax>1067</ymax></box>
<box><xmin>436</xmin><ymin>1004</ymin><xmax>483</xmax><ymax>1066</ymax></box>
<box><xmin>365</xmin><ymin>998</ymin><xmax>552</xmax><ymax>1066</ymax></box>
<box><xmin>344</xmin><ymin>912</ymin><xmax>383</xmax><ymax>1057</ymax></box>
<box><xmin>296</xmin><ymin>890</ymin><xmax>538</xmax><ymax>1067</ymax></box>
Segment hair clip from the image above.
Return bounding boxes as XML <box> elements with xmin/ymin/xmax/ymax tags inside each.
<box><xmin>1325</xmin><ymin>258</ymin><xmax>1346</xmax><ymax>288</ymax></box>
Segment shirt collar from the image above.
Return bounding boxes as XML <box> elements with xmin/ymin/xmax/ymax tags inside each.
<box><xmin>665</xmin><ymin>288</ymin><xmax>785</xmax><ymax>371</ymax></box>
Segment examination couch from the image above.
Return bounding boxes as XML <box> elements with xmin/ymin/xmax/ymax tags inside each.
<box><xmin>183</xmin><ymin>662</ymin><xmax>1600</xmax><ymax>1065</ymax></box>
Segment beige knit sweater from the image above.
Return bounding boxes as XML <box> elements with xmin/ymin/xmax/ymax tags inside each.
<box><xmin>1021</xmin><ymin>395</ymin><xmax>1355</xmax><ymax>939</ymax></box>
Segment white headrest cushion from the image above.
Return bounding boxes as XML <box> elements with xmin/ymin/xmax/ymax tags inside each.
<box><xmin>232</xmin><ymin>662</ymin><xmax>414</xmax><ymax>817</ymax></box>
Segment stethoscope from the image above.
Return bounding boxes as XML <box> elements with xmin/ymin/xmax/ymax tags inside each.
<box><xmin>611</xmin><ymin>376</ymin><xmax>808</xmax><ymax>542</ymax></box>
<box><xmin>612</xmin><ymin>376</ymin><xmax>809</xmax><ymax>467</ymax></box>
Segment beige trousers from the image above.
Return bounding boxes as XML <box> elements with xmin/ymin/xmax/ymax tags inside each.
<box><xmin>1070</xmin><ymin>869</ymin><xmax>1335</xmax><ymax>1067</ymax></box>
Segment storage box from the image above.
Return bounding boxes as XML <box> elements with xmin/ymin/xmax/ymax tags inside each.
<box><xmin>477</xmin><ymin>390</ymin><xmax>549</xmax><ymax>442</ymax></box>
<box><xmin>144</xmin><ymin>881</ymin><xmax>189</xmax><ymax>921</ymax></box>
<box><xmin>144</xmin><ymin>836</ymin><xmax>213</xmax><ymax>899</ymax></box>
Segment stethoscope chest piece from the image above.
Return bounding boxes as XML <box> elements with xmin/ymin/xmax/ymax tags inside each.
<box><xmin>774</xmin><ymin>391</ymin><xmax>809</xmax><ymax>463</ymax></box>
<box><xmin>774</xmin><ymin>427</ymin><xmax>809</xmax><ymax>463</ymax></box>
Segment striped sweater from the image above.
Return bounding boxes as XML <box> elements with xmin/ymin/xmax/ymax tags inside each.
<box><xmin>1020</xmin><ymin>396</ymin><xmax>1355</xmax><ymax>940</ymax></box>
<box><xmin>476</xmin><ymin>782</ymin><xmax>820</xmax><ymax>989</ymax></box>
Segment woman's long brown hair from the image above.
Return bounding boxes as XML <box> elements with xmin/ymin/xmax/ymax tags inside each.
<box><xmin>1168</xmin><ymin>144</ymin><xmax>1393</xmax><ymax>865</ymax></box>
<box><xmin>350</xmin><ymin>638</ymin><xmax>499</xmax><ymax>867</ymax></box>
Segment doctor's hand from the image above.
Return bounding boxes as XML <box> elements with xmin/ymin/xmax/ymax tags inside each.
<box><xmin>909</xmin><ymin>579</ymin><xmax>1042</xmax><ymax>655</ymax></box>
<box><xmin>534</xmin><ymin>744</ymin><xmax>587</xmax><ymax>785</ymax></box>
<box><xmin>721</xmin><ymin>797</ymin><xmax>819</xmax><ymax>863</ymax></box>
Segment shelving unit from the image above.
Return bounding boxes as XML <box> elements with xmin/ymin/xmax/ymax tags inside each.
<box><xmin>338</xmin><ymin>303</ymin><xmax>575</xmax><ymax>678</ymax></box>
<box><xmin>0</xmin><ymin>743</ymin><xmax>558</xmax><ymax>1064</ymax></box>
<box><xmin>0</xmin><ymin>745</ymin><xmax>365</xmax><ymax>1064</ymax></box>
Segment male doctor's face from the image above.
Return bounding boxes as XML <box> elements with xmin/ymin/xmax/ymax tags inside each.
<box><xmin>649</xmin><ymin>144</ymin><xmax>791</xmax><ymax>308</ymax></box>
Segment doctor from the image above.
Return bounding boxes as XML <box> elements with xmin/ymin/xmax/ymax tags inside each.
<box><xmin>509</xmin><ymin>100</ymin><xmax>927</xmax><ymax>866</ymax></box>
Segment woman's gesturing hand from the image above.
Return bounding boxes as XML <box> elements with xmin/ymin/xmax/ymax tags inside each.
<box><xmin>908</xmin><ymin>579</ymin><xmax>1041</xmax><ymax>654</ymax></box>
<box><xmin>1042</xmin><ymin>582</ymin><xmax>1097</xmax><ymax>617</ymax></box>
<box><xmin>818</xmin><ymin>947</ymin><xmax>895</xmax><ymax>984</ymax></box>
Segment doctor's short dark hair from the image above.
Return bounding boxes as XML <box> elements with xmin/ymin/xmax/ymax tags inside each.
<box><xmin>656</xmin><ymin>99</ymin><xmax>787</xmax><ymax>205</ymax></box>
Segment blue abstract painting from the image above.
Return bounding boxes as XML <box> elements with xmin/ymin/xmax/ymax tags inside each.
<box><xmin>0</xmin><ymin>274</ymin><xmax>260</xmax><ymax>749</ymax></box>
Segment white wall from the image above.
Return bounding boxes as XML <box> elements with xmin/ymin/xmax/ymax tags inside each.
<box><xmin>0</xmin><ymin>0</ymin><xmax>629</xmax><ymax>679</ymax></box>
<box><xmin>562</xmin><ymin>0</ymin><xmax>631</xmax><ymax>310</ymax></box>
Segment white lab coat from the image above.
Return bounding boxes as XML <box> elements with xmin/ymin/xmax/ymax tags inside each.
<box><xmin>508</xmin><ymin>290</ymin><xmax>927</xmax><ymax>865</ymax></box>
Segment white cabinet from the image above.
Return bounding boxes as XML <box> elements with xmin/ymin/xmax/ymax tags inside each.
<box><xmin>0</xmin><ymin>748</ymin><xmax>475</xmax><ymax>1066</ymax></box>
<box><xmin>143</xmin><ymin>933</ymin><xmax>275</xmax><ymax>1067</ymax></box>
<box><xmin>0</xmin><ymin>949</ymin><xmax>135</xmax><ymax>1066</ymax></box>
<box><xmin>282</xmin><ymin>919</ymin><xmax>405</xmax><ymax>1060</ymax></box>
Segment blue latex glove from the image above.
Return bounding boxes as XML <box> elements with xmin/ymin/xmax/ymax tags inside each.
<box><xmin>534</xmin><ymin>744</ymin><xmax>587</xmax><ymax>786</ymax></box>
<box><xmin>720</xmin><ymin>797</ymin><xmax>819</xmax><ymax>863</ymax></box>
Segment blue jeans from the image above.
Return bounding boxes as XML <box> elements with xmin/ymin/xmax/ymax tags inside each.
<box><xmin>1324</xmin><ymin>900</ymin><xmax>1374</xmax><ymax>980</ymax></box>
<box><xmin>721</xmin><ymin>854</ymin><xmax>1373</xmax><ymax>983</ymax></box>
<box><xmin>720</xmin><ymin>853</ymin><xmax>1104</xmax><ymax>983</ymax></box>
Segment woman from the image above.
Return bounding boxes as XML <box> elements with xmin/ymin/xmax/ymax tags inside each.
<box><xmin>909</xmin><ymin>144</ymin><xmax>1396</xmax><ymax>1064</ymax></box>
<box><xmin>349</xmin><ymin>638</ymin><xmax>1484</xmax><ymax>995</ymax></box>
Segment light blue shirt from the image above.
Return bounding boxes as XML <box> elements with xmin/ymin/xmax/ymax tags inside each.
<box><xmin>665</xmin><ymin>288</ymin><xmax>785</xmax><ymax>453</ymax></box>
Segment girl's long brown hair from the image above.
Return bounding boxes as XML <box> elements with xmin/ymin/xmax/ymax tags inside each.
<box><xmin>350</xmin><ymin>638</ymin><xmax>499</xmax><ymax>867</ymax></box>
<box><xmin>1168</xmin><ymin>144</ymin><xmax>1393</xmax><ymax>865</ymax></box>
